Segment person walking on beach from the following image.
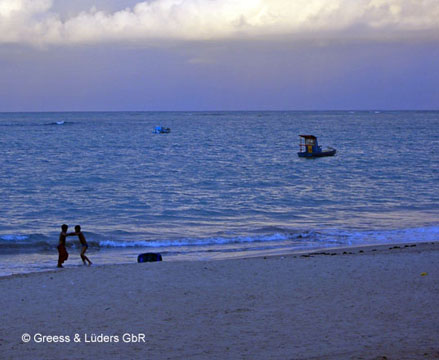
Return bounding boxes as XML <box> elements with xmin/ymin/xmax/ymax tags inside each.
<box><xmin>74</xmin><ymin>225</ymin><xmax>92</xmax><ymax>266</ymax></box>
<box><xmin>57</xmin><ymin>224</ymin><xmax>69</xmax><ymax>268</ymax></box>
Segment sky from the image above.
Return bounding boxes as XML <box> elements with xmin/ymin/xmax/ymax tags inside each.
<box><xmin>0</xmin><ymin>0</ymin><xmax>438</xmax><ymax>111</ymax></box>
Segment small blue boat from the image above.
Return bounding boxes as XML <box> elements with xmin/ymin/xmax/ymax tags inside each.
<box><xmin>153</xmin><ymin>126</ymin><xmax>171</xmax><ymax>134</ymax></box>
<box><xmin>298</xmin><ymin>135</ymin><xmax>336</xmax><ymax>158</ymax></box>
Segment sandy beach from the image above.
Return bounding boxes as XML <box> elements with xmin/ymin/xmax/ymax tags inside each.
<box><xmin>1</xmin><ymin>242</ymin><xmax>438</xmax><ymax>360</ymax></box>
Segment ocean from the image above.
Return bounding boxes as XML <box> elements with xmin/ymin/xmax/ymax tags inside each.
<box><xmin>1</xmin><ymin>111</ymin><xmax>438</xmax><ymax>276</ymax></box>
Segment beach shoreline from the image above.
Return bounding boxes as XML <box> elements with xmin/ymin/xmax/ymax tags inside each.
<box><xmin>1</xmin><ymin>241</ymin><xmax>438</xmax><ymax>359</ymax></box>
<box><xmin>1</xmin><ymin>240</ymin><xmax>437</xmax><ymax>279</ymax></box>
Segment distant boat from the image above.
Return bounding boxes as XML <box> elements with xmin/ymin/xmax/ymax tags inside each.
<box><xmin>153</xmin><ymin>126</ymin><xmax>171</xmax><ymax>134</ymax></box>
<box><xmin>297</xmin><ymin>135</ymin><xmax>336</xmax><ymax>158</ymax></box>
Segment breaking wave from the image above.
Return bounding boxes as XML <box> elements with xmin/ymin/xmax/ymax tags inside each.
<box><xmin>1</xmin><ymin>226</ymin><xmax>438</xmax><ymax>253</ymax></box>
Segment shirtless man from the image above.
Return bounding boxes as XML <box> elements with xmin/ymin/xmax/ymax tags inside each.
<box><xmin>74</xmin><ymin>225</ymin><xmax>92</xmax><ymax>266</ymax></box>
<box><xmin>57</xmin><ymin>224</ymin><xmax>69</xmax><ymax>268</ymax></box>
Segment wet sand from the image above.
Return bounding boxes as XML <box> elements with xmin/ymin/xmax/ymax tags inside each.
<box><xmin>1</xmin><ymin>242</ymin><xmax>439</xmax><ymax>360</ymax></box>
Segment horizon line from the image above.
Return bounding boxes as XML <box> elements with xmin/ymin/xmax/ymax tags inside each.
<box><xmin>1</xmin><ymin>109</ymin><xmax>439</xmax><ymax>114</ymax></box>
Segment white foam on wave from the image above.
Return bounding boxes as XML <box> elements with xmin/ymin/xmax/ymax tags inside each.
<box><xmin>319</xmin><ymin>226</ymin><xmax>439</xmax><ymax>246</ymax></box>
<box><xmin>99</xmin><ymin>232</ymin><xmax>289</xmax><ymax>248</ymax></box>
<box><xmin>98</xmin><ymin>226</ymin><xmax>439</xmax><ymax>249</ymax></box>
<box><xmin>1</xmin><ymin>235</ymin><xmax>29</xmax><ymax>241</ymax></box>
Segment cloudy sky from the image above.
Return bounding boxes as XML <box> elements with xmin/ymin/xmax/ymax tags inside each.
<box><xmin>1</xmin><ymin>0</ymin><xmax>438</xmax><ymax>111</ymax></box>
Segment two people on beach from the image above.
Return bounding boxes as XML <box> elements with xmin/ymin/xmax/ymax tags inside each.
<box><xmin>57</xmin><ymin>224</ymin><xmax>92</xmax><ymax>268</ymax></box>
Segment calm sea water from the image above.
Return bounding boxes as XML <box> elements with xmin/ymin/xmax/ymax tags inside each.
<box><xmin>1</xmin><ymin>111</ymin><xmax>438</xmax><ymax>276</ymax></box>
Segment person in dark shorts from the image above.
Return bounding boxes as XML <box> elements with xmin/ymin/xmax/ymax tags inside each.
<box><xmin>57</xmin><ymin>224</ymin><xmax>69</xmax><ymax>268</ymax></box>
<box><xmin>74</xmin><ymin>225</ymin><xmax>92</xmax><ymax>266</ymax></box>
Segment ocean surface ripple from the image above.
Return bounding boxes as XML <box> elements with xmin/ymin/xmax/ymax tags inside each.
<box><xmin>1</xmin><ymin>111</ymin><xmax>438</xmax><ymax>275</ymax></box>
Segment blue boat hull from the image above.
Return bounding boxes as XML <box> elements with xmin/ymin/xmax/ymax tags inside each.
<box><xmin>153</xmin><ymin>127</ymin><xmax>171</xmax><ymax>134</ymax></box>
<box><xmin>298</xmin><ymin>148</ymin><xmax>336</xmax><ymax>158</ymax></box>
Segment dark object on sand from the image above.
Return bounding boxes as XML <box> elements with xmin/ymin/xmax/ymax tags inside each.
<box><xmin>137</xmin><ymin>253</ymin><xmax>163</xmax><ymax>263</ymax></box>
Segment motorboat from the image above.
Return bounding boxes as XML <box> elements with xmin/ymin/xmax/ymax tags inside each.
<box><xmin>297</xmin><ymin>135</ymin><xmax>336</xmax><ymax>158</ymax></box>
<box><xmin>153</xmin><ymin>126</ymin><xmax>171</xmax><ymax>134</ymax></box>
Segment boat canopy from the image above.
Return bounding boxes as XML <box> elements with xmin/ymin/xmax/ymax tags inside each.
<box><xmin>299</xmin><ymin>135</ymin><xmax>317</xmax><ymax>145</ymax></box>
